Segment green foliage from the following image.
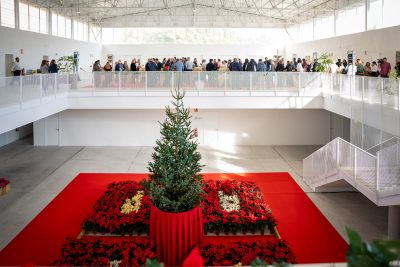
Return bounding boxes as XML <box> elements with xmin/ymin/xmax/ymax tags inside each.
<box><xmin>147</xmin><ymin>88</ymin><xmax>203</xmax><ymax>213</ymax></box>
<box><xmin>346</xmin><ymin>227</ymin><xmax>400</xmax><ymax>267</ymax></box>
<box><xmin>250</xmin><ymin>258</ymin><xmax>291</xmax><ymax>267</ymax></box>
<box><xmin>57</xmin><ymin>56</ymin><xmax>74</xmax><ymax>73</ymax></box>
<box><xmin>142</xmin><ymin>258</ymin><xmax>164</xmax><ymax>267</ymax></box>
<box><xmin>315</xmin><ymin>53</ymin><xmax>334</xmax><ymax>73</ymax></box>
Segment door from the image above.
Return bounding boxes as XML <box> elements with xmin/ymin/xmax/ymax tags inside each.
<box><xmin>46</xmin><ymin>113</ymin><xmax>60</xmax><ymax>145</ymax></box>
<box><xmin>5</xmin><ymin>54</ymin><xmax>13</xmax><ymax>77</ymax></box>
<box><xmin>191</xmin><ymin>111</ymin><xmax>219</xmax><ymax>146</ymax></box>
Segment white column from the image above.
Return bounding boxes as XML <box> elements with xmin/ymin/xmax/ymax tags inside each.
<box><xmin>388</xmin><ymin>206</ymin><xmax>400</xmax><ymax>240</ymax></box>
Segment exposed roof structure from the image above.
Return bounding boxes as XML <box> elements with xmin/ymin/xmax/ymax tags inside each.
<box><xmin>29</xmin><ymin>0</ymin><xmax>364</xmax><ymax>28</ymax></box>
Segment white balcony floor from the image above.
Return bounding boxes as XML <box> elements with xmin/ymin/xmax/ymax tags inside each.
<box><xmin>0</xmin><ymin>137</ymin><xmax>387</xmax><ymax>251</ymax></box>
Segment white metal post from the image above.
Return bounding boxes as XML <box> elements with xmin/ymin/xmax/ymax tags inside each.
<box><xmin>274</xmin><ymin>72</ymin><xmax>277</xmax><ymax>96</ymax></box>
<box><xmin>171</xmin><ymin>72</ymin><xmax>174</xmax><ymax>91</ymax></box>
<box><xmin>40</xmin><ymin>74</ymin><xmax>43</xmax><ymax>104</ymax></box>
<box><xmin>224</xmin><ymin>72</ymin><xmax>227</xmax><ymax>96</ymax></box>
<box><xmin>376</xmin><ymin>152</ymin><xmax>380</xmax><ymax>192</ymax></box>
<box><xmin>145</xmin><ymin>71</ymin><xmax>148</xmax><ymax>96</ymax></box>
<box><xmin>249</xmin><ymin>72</ymin><xmax>252</xmax><ymax>96</ymax></box>
<box><xmin>339</xmin><ymin>73</ymin><xmax>342</xmax><ymax>96</ymax></box>
<box><xmin>354</xmin><ymin>147</ymin><xmax>357</xmax><ymax>185</ymax></box>
<box><xmin>92</xmin><ymin>72</ymin><xmax>95</xmax><ymax>90</ymax></box>
<box><xmin>19</xmin><ymin>76</ymin><xmax>23</xmax><ymax>110</ymax></box>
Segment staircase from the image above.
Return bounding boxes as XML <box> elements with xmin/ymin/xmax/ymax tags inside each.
<box><xmin>303</xmin><ymin>137</ymin><xmax>400</xmax><ymax>206</ymax></box>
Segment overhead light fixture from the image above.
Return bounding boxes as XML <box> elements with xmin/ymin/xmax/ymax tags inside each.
<box><xmin>76</xmin><ymin>11</ymin><xmax>81</xmax><ymax>14</ymax></box>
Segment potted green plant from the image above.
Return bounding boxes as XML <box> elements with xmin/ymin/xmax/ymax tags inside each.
<box><xmin>316</xmin><ymin>53</ymin><xmax>334</xmax><ymax>72</ymax></box>
<box><xmin>147</xmin><ymin>88</ymin><xmax>204</xmax><ymax>266</ymax></box>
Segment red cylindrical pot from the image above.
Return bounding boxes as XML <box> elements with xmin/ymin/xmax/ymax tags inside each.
<box><xmin>149</xmin><ymin>205</ymin><xmax>204</xmax><ymax>266</ymax></box>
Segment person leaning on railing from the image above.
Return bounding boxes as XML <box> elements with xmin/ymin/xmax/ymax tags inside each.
<box><xmin>355</xmin><ymin>59</ymin><xmax>364</xmax><ymax>76</ymax></box>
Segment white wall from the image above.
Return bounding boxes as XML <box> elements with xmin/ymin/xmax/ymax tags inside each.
<box><xmin>0</xmin><ymin>26</ymin><xmax>102</xmax><ymax>77</ymax></box>
<box><xmin>284</xmin><ymin>25</ymin><xmax>400</xmax><ymax>65</ymax></box>
<box><xmin>102</xmin><ymin>44</ymin><xmax>278</xmax><ymax>64</ymax></box>
<box><xmin>56</xmin><ymin>109</ymin><xmax>331</xmax><ymax>146</ymax></box>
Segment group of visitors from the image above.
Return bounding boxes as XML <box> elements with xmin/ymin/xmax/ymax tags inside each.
<box><xmin>353</xmin><ymin>58</ymin><xmax>395</xmax><ymax>78</ymax></box>
<box><xmin>39</xmin><ymin>59</ymin><xmax>59</xmax><ymax>74</ymax></box>
<box><xmin>92</xmin><ymin>57</ymin><xmax>321</xmax><ymax>73</ymax></box>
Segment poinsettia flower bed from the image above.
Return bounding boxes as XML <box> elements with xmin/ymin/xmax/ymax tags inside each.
<box><xmin>54</xmin><ymin>236</ymin><xmax>156</xmax><ymax>267</ymax></box>
<box><xmin>202</xmin><ymin>180</ymin><xmax>277</xmax><ymax>235</ymax></box>
<box><xmin>83</xmin><ymin>179</ymin><xmax>276</xmax><ymax>236</ymax></box>
<box><xmin>200</xmin><ymin>238</ymin><xmax>296</xmax><ymax>266</ymax></box>
<box><xmin>83</xmin><ymin>181</ymin><xmax>151</xmax><ymax>235</ymax></box>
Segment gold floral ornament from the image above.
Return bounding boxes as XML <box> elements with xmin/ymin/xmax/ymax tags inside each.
<box><xmin>109</xmin><ymin>260</ymin><xmax>121</xmax><ymax>267</ymax></box>
<box><xmin>120</xmin><ymin>190</ymin><xmax>145</xmax><ymax>214</ymax></box>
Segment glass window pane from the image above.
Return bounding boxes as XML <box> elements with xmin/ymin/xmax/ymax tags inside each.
<box><xmin>52</xmin><ymin>13</ymin><xmax>57</xmax><ymax>36</ymax></box>
<box><xmin>65</xmin><ymin>18</ymin><xmax>71</xmax><ymax>38</ymax></box>
<box><xmin>19</xmin><ymin>2</ymin><xmax>29</xmax><ymax>31</ymax></box>
<box><xmin>337</xmin><ymin>4</ymin><xmax>365</xmax><ymax>36</ymax></box>
<box><xmin>314</xmin><ymin>15</ymin><xmax>334</xmax><ymax>40</ymax></box>
<box><xmin>382</xmin><ymin>0</ymin><xmax>400</xmax><ymax>28</ymax></box>
<box><xmin>39</xmin><ymin>8</ymin><xmax>47</xmax><ymax>33</ymax></box>
<box><xmin>83</xmin><ymin>22</ymin><xmax>88</xmax><ymax>41</ymax></box>
<box><xmin>1</xmin><ymin>0</ymin><xmax>15</xmax><ymax>28</ymax></box>
<box><xmin>73</xmin><ymin>20</ymin><xmax>78</xmax><ymax>39</ymax></box>
<box><xmin>58</xmin><ymin>15</ymin><xmax>65</xmax><ymax>37</ymax></box>
<box><xmin>367</xmin><ymin>0</ymin><xmax>382</xmax><ymax>30</ymax></box>
<box><xmin>29</xmin><ymin>5</ymin><xmax>40</xmax><ymax>32</ymax></box>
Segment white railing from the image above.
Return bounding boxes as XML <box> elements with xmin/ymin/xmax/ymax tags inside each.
<box><xmin>303</xmin><ymin>137</ymin><xmax>400</xmax><ymax>206</ymax></box>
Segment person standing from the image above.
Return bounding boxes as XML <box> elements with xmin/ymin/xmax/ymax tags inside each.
<box><xmin>40</xmin><ymin>59</ymin><xmax>50</xmax><ymax>91</ymax></box>
<box><xmin>296</xmin><ymin>58</ymin><xmax>304</xmax><ymax>72</ymax></box>
<box><xmin>173</xmin><ymin>58</ymin><xmax>184</xmax><ymax>72</ymax></box>
<box><xmin>130</xmin><ymin>59</ymin><xmax>137</xmax><ymax>71</ymax></box>
<box><xmin>379</xmin><ymin>57</ymin><xmax>391</xmax><ymax>78</ymax></box>
<box><xmin>11</xmin><ymin>57</ymin><xmax>22</xmax><ymax>76</ymax></box>
<box><xmin>185</xmin><ymin>57</ymin><xmax>194</xmax><ymax>71</ymax></box>
<box><xmin>49</xmin><ymin>59</ymin><xmax>58</xmax><ymax>73</ymax></box>
<box><xmin>371</xmin><ymin>61</ymin><xmax>379</xmax><ymax>77</ymax></box>
<box><xmin>92</xmin><ymin>60</ymin><xmax>102</xmax><ymax>71</ymax></box>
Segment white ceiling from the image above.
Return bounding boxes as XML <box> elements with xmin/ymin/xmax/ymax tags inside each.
<box><xmin>30</xmin><ymin>0</ymin><xmax>364</xmax><ymax>28</ymax></box>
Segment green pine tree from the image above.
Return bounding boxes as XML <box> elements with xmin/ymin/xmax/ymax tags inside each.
<box><xmin>147</xmin><ymin>88</ymin><xmax>203</xmax><ymax>213</ymax></box>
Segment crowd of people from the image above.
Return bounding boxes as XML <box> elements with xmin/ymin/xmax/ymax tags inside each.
<box><xmin>91</xmin><ymin>56</ymin><xmax>400</xmax><ymax>78</ymax></box>
<box><xmin>9</xmin><ymin>55</ymin><xmax>400</xmax><ymax>79</ymax></box>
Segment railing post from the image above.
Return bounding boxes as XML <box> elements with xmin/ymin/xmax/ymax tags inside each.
<box><xmin>19</xmin><ymin>75</ymin><xmax>23</xmax><ymax>110</ymax></box>
<box><xmin>330</xmin><ymin>73</ymin><xmax>333</xmax><ymax>95</ymax></box>
<box><xmin>249</xmin><ymin>72</ymin><xmax>252</xmax><ymax>96</ymax></box>
<box><xmin>376</xmin><ymin>152</ymin><xmax>380</xmax><ymax>192</ymax></box>
<box><xmin>339</xmin><ymin>74</ymin><xmax>342</xmax><ymax>96</ymax></box>
<box><xmin>298</xmin><ymin>72</ymin><xmax>301</xmax><ymax>94</ymax></box>
<box><xmin>224</xmin><ymin>72</ymin><xmax>227</xmax><ymax>96</ymax></box>
<box><xmin>274</xmin><ymin>72</ymin><xmax>277</xmax><ymax>96</ymax></box>
<box><xmin>39</xmin><ymin>74</ymin><xmax>43</xmax><ymax>104</ymax></box>
<box><xmin>354</xmin><ymin>147</ymin><xmax>357</xmax><ymax>185</ymax></box>
<box><xmin>92</xmin><ymin>72</ymin><xmax>95</xmax><ymax>90</ymax></box>
<box><xmin>145</xmin><ymin>71</ymin><xmax>148</xmax><ymax>96</ymax></box>
<box><xmin>171</xmin><ymin>71</ymin><xmax>174</xmax><ymax>91</ymax></box>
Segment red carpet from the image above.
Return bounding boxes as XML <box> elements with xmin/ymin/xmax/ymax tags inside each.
<box><xmin>0</xmin><ymin>173</ymin><xmax>347</xmax><ymax>265</ymax></box>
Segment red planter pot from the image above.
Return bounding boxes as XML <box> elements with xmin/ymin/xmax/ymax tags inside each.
<box><xmin>149</xmin><ymin>205</ymin><xmax>204</xmax><ymax>266</ymax></box>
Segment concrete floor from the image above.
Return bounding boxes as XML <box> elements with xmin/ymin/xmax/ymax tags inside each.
<box><xmin>0</xmin><ymin>137</ymin><xmax>388</xmax><ymax>251</ymax></box>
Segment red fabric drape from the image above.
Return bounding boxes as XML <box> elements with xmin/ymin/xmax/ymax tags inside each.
<box><xmin>149</xmin><ymin>206</ymin><xmax>204</xmax><ymax>266</ymax></box>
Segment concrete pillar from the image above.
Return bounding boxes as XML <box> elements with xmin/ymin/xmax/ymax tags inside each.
<box><xmin>388</xmin><ymin>205</ymin><xmax>400</xmax><ymax>240</ymax></box>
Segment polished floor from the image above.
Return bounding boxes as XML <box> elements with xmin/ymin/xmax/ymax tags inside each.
<box><xmin>0</xmin><ymin>137</ymin><xmax>388</xmax><ymax>251</ymax></box>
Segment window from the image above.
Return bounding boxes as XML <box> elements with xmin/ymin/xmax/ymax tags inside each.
<box><xmin>297</xmin><ymin>22</ymin><xmax>313</xmax><ymax>43</ymax></box>
<box><xmin>382</xmin><ymin>0</ymin><xmax>400</xmax><ymax>28</ymax></box>
<box><xmin>19</xmin><ymin>2</ymin><xmax>47</xmax><ymax>33</ymax></box>
<box><xmin>73</xmin><ymin>20</ymin><xmax>88</xmax><ymax>41</ymax></box>
<box><xmin>314</xmin><ymin>15</ymin><xmax>334</xmax><ymax>40</ymax></box>
<box><xmin>57</xmin><ymin>15</ymin><xmax>65</xmax><ymax>37</ymax></box>
<box><xmin>336</xmin><ymin>4</ymin><xmax>365</xmax><ymax>36</ymax></box>
<box><xmin>101</xmin><ymin>27</ymin><xmax>290</xmax><ymax>45</ymax></box>
<box><xmin>0</xmin><ymin>0</ymin><xmax>15</xmax><ymax>28</ymax></box>
<box><xmin>367</xmin><ymin>0</ymin><xmax>382</xmax><ymax>30</ymax></box>
<box><xmin>51</xmin><ymin>12</ymin><xmax>57</xmax><ymax>35</ymax></box>
<box><xmin>51</xmin><ymin>12</ymin><xmax>71</xmax><ymax>38</ymax></box>
<box><xmin>65</xmin><ymin>18</ymin><xmax>71</xmax><ymax>38</ymax></box>
<box><xmin>89</xmin><ymin>24</ymin><xmax>101</xmax><ymax>43</ymax></box>
<box><xmin>29</xmin><ymin>5</ymin><xmax>40</xmax><ymax>32</ymax></box>
<box><xmin>19</xmin><ymin>2</ymin><xmax>29</xmax><ymax>30</ymax></box>
<box><xmin>39</xmin><ymin>8</ymin><xmax>47</xmax><ymax>33</ymax></box>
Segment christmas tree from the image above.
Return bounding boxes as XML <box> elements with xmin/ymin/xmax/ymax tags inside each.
<box><xmin>147</xmin><ymin>88</ymin><xmax>203</xmax><ymax>213</ymax></box>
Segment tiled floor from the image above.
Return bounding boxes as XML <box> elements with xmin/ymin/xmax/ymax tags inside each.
<box><xmin>0</xmin><ymin>137</ymin><xmax>388</xmax><ymax>251</ymax></box>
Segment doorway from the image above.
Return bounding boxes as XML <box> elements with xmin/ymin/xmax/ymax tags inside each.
<box><xmin>5</xmin><ymin>54</ymin><xmax>14</xmax><ymax>77</ymax></box>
